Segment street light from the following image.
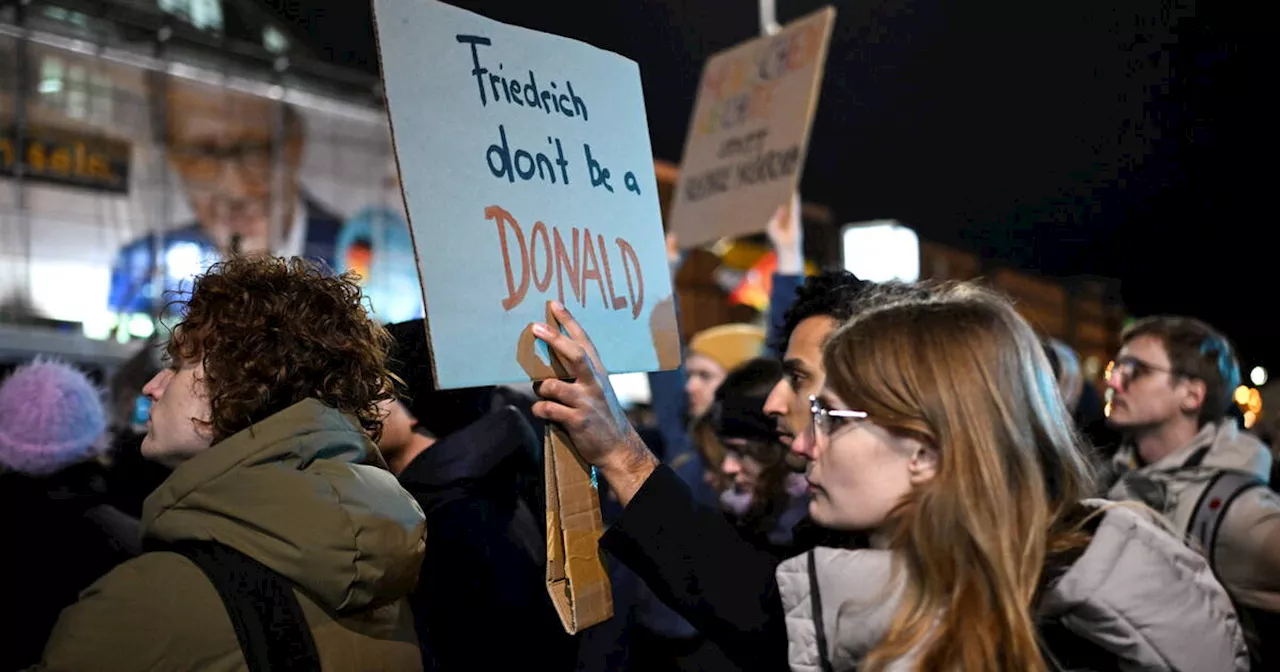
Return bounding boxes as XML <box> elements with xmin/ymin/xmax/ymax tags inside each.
<box><xmin>1250</xmin><ymin>366</ymin><xmax>1268</xmax><ymax>387</ymax></box>
<box><xmin>842</xmin><ymin>220</ymin><xmax>920</xmax><ymax>283</ymax></box>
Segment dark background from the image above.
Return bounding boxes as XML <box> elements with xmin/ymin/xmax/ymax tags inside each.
<box><xmin>258</xmin><ymin>0</ymin><xmax>1275</xmax><ymax>370</ymax></box>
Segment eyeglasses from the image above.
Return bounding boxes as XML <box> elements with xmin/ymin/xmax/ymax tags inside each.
<box><xmin>168</xmin><ymin>141</ymin><xmax>276</xmax><ymax>184</ymax></box>
<box><xmin>1105</xmin><ymin>357</ymin><xmax>1178</xmax><ymax>391</ymax></box>
<box><xmin>807</xmin><ymin>395</ymin><xmax>867</xmax><ymax>445</ymax></box>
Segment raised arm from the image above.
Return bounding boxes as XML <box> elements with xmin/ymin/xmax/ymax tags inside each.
<box><xmin>530</xmin><ymin>302</ymin><xmax>788</xmax><ymax>671</ymax></box>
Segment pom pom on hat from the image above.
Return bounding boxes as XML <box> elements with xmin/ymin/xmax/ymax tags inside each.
<box><xmin>688</xmin><ymin>324</ymin><xmax>766</xmax><ymax>373</ymax></box>
<box><xmin>0</xmin><ymin>357</ymin><xmax>109</xmax><ymax>476</ymax></box>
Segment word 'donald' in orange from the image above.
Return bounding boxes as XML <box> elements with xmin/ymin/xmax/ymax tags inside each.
<box><xmin>487</xmin><ymin>205</ymin><xmax>645</xmax><ymax>319</ymax></box>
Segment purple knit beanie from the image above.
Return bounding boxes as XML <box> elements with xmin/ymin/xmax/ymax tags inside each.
<box><xmin>0</xmin><ymin>358</ymin><xmax>109</xmax><ymax>476</ymax></box>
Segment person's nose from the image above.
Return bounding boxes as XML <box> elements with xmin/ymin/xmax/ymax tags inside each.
<box><xmin>1104</xmin><ymin>369</ymin><xmax>1125</xmax><ymax>394</ymax></box>
<box><xmin>722</xmin><ymin>454</ymin><xmax>743</xmax><ymax>477</ymax></box>
<box><xmin>791</xmin><ymin>425</ymin><xmax>817</xmax><ymax>460</ymax></box>
<box><xmin>214</xmin><ymin>155</ymin><xmax>254</xmax><ymax>193</ymax></box>
<box><xmin>763</xmin><ymin>379</ymin><xmax>789</xmax><ymax>418</ymax></box>
<box><xmin>142</xmin><ymin>369</ymin><xmax>173</xmax><ymax>401</ymax></box>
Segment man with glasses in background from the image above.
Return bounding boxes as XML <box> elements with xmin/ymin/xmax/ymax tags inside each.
<box><xmin>1103</xmin><ymin>316</ymin><xmax>1279</xmax><ymax>666</ymax></box>
<box><xmin>108</xmin><ymin>77</ymin><xmax>341</xmax><ymax>315</ymax></box>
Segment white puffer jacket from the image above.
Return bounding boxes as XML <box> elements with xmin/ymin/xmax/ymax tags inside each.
<box><xmin>777</xmin><ymin>502</ymin><xmax>1251</xmax><ymax>671</ymax></box>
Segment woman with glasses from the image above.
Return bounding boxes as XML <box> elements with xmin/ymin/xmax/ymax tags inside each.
<box><xmin>529</xmin><ymin>287</ymin><xmax>1249</xmax><ymax>672</ymax></box>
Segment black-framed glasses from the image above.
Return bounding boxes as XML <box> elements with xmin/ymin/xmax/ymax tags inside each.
<box><xmin>808</xmin><ymin>395</ymin><xmax>867</xmax><ymax>444</ymax></box>
<box><xmin>1105</xmin><ymin>356</ymin><xmax>1178</xmax><ymax>390</ymax></box>
<box><xmin>168</xmin><ymin>140</ymin><xmax>276</xmax><ymax>183</ymax></box>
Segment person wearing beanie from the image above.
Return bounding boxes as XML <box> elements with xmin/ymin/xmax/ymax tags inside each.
<box><xmin>378</xmin><ymin>318</ymin><xmax>578</xmax><ymax>672</ymax></box>
<box><xmin>685</xmin><ymin>323</ymin><xmax>767</xmax><ymax>420</ymax></box>
<box><xmin>0</xmin><ymin>358</ymin><xmax>110</xmax><ymax>475</ymax></box>
<box><xmin>708</xmin><ymin>357</ymin><xmax>810</xmax><ymax>562</ymax></box>
<box><xmin>0</xmin><ymin>358</ymin><xmax>141</xmax><ymax>671</ymax></box>
<box><xmin>379</xmin><ymin>319</ymin><xmax>501</xmax><ymax>474</ymax></box>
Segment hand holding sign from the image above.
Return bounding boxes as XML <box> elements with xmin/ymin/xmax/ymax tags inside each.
<box><xmin>532</xmin><ymin>302</ymin><xmax>658</xmax><ymax>506</ymax></box>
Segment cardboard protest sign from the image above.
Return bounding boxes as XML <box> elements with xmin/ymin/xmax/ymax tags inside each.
<box><xmin>373</xmin><ymin>0</ymin><xmax>680</xmax><ymax>633</ymax></box>
<box><xmin>544</xmin><ymin>422</ymin><xmax>610</xmax><ymax>633</ymax></box>
<box><xmin>372</xmin><ymin>0</ymin><xmax>680</xmax><ymax>392</ymax></box>
<box><xmin>668</xmin><ymin>8</ymin><xmax>836</xmax><ymax>249</ymax></box>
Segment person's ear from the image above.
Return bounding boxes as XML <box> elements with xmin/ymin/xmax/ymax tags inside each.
<box><xmin>1180</xmin><ymin>378</ymin><xmax>1207</xmax><ymax>417</ymax></box>
<box><xmin>906</xmin><ymin>441</ymin><xmax>939</xmax><ymax>485</ymax></box>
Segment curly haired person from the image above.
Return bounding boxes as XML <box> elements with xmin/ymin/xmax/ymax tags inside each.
<box><xmin>29</xmin><ymin>256</ymin><xmax>427</xmax><ymax>672</ymax></box>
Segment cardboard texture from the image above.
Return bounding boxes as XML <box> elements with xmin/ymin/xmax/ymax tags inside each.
<box><xmin>668</xmin><ymin>7</ymin><xmax>837</xmax><ymax>249</ymax></box>
<box><xmin>372</xmin><ymin>0</ymin><xmax>680</xmax><ymax>390</ymax></box>
<box><xmin>544</xmin><ymin>425</ymin><xmax>612</xmax><ymax>633</ymax></box>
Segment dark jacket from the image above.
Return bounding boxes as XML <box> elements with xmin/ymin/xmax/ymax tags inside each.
<box><xmin>399</xmin><ymin>406</ymin><xmax>577</xmax><ymax>671</ymax></box>
<box><xmin>0</xmin><ymin>463</ymin><xmax>140</xmax><ymax>671</ymax></box>
<box><xmin>600</xmin><ymin>465</ymin><xmax>789</xmax><ymax>672</ymax></box>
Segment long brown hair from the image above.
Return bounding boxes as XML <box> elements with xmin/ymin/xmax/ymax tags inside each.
<box><xmin>823</xmin><ymin>282</ymin><xmax>1096</xmax><ymax>672</ymax></box>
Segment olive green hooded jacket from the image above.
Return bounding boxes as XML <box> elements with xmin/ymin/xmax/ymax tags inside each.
<box><xmin>31</xmin><ymin>399</ymin><xmax>427</xmax><ymax>671</ymax></box>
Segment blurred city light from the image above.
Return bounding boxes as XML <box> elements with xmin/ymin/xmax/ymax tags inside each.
<box><xmin>127</xmin><ymin>314</ymin><xmax>156</xmax><ymax>339</ymax></box>
<box><xmin>1235</xmin><ymin>385</ymin><xmax>1251</xmax><ymax>406</ymax></box>
<box><xmin>611</xmin><ymin>372</ymin><xmax>652</xmax><ymax>407</ymax></box>
<box><xmin>842</xmin><ymin>220</ymin><xmax>919</xmax><ymax>282</ymax></box>
<box><xmin>1250</xmin><ymin>366</ymin><xmax>1268</xmax><ymax>386</ymax></box>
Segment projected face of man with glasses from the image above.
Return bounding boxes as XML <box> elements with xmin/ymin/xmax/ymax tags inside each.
<box><xmin>164</xmin><ymin>79</ymin><xmax>305</xmax><ymax>255</ymax></box>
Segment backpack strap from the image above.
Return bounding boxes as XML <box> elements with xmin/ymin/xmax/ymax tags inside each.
<box><xmin>1186</xmin><ymin>470</ymin><xmax>1265</xmax><ymax>570</ymax></box>
<box><xmin>1181</xmin><ymin>445</ymin><xmax>1214</xmax><ymax>469</ymax></box>
<box><xmin>807</xmin><ymin>549</ymin><xmax>835</xmax><ymax>672</ymax></box>
<box><xmin>155</xmin><ymin>540</ymin><xmax>322</xmax><ymax>672</ymax></box>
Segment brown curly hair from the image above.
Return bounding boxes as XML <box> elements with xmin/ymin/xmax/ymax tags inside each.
<box><xmin>166</xmin><ymin>255</ymin><xmax>395</xmax><ymax>443</ymax></box>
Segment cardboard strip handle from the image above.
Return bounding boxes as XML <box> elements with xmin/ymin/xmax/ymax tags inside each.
<box><xmin>544</xmin><ymin>424</ymin><xmax>613</xmax><ymax>633</ymax></box>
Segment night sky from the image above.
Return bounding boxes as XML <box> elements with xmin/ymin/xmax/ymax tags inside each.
<box><xmin>261</xmin><ymin>0</ymin><xmax>1275</xmax><ymax>371</ymax></box>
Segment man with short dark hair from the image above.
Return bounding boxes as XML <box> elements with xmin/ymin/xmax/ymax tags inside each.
<box><xmin>33</xmin><ymin>256</ymin><xmax>426</xmax><ymax>671</ymax></box>
<box><xmin>1104</xmin><ymin>315</ymin><xmax>1280</xmax><ymax>664</ymax></box>
<box><xmin>763</xmin><ymin>277</ymin><xmax>937</xmax><ymax>452</ymax></box>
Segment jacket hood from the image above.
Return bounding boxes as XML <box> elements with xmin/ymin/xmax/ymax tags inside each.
<box><xmin>780</xmin><ymin>501</ymin><xmax>1250</xmax><ymax>671</ymax></box>
<box><xmin>1114</xmin><ymin>420</ymin><xmax>1272</xmax><ymax>480</ymax></box>
<box><xmin>141</xmin><ymin>399</ymin><xmax>426</xmax><ymax>613</ymax></box>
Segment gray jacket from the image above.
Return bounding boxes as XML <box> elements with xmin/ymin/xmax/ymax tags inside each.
<box><xmin>778</xmin><ymin>502</ymin><xmax>1250</xmax><ymax>671</ymax></box>
<box><xmin>1107</xmin><ymin>421</ymin><xmax>1280</xmax><ymax>612</ymax></box>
